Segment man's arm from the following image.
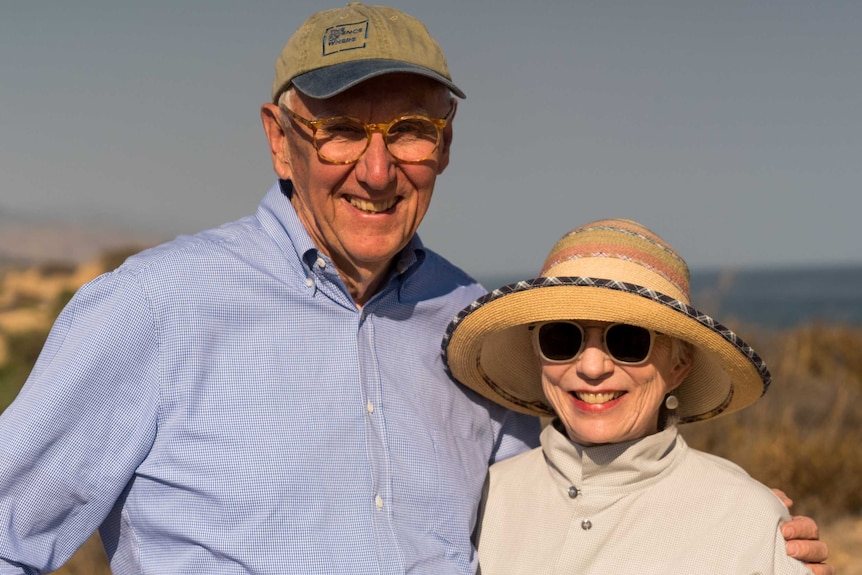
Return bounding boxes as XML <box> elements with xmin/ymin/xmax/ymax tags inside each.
<box><xmin>0</xmin><ymin>272</ymin><xmax>160</xmax><ymax>573</ymax></box>
<box><xmin>774</xmin><ymin>489</ymin><xmax>833</xmax><ymax>575</ymax></box>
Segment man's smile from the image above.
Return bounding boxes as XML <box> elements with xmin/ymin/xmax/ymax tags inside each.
<box><xmin>347</xmin><ymin>195</ymin><xmax>399</xmax><ymax>214</ymax></box>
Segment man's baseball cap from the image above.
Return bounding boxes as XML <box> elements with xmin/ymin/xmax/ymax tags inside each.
<box><xmin>271</xmin><ymin>3</ymin><xmax>465</xmax><ymax>102</ymax></box>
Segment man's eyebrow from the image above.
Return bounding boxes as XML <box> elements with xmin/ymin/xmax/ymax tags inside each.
<box><xmin>311</xmin><ymin>106</ymin><xmax>343</xmax><ymax>117</ymax></box>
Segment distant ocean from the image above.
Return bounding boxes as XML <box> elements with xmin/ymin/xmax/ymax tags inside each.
<box><xmin>476</xmin><ymin>265</ymin><xmax>862</xmax><ymax>329</ymax></box>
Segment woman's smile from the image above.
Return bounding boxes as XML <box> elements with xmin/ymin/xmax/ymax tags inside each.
<box><xmin>570</xmin><ymin>390</ymin><xmax>626</xmax><ymax>408</ymax></box>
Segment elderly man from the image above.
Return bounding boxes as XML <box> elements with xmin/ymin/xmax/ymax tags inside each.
<box><xmin>0</xmin><ymin>4</ymin><xmax>831</xmax><ymax>575</ymax></box>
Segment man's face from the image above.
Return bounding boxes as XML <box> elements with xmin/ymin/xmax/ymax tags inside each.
<box><xmin>268</xmin><ymin>74</ymin><xmax>453</xmax><ymax>283</ymax></box>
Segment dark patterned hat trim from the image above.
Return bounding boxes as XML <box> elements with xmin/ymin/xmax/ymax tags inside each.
<box><xmin>475</xmin><ymin>357</ymin><xmax>556</xmax><ymax>417</ymax></box>
<box><xmin>442</xmin><ymin>276</ymin><xmax>771</xmax><ymax>393</ymax></box>
<box><xmin>678</xmin><ymin>386</ymin><xmax>734</xmax><ymax>424</ymax></box>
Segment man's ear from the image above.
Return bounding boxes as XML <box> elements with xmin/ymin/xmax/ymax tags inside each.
<box><xmin>436</xmin><ymin>99</ymin><xmax>456</xmax><ymax>175</ymax></box>
<box><xmin>260</xmin><ymin>103</ymin><xmax>292</xmax><ymax>180</ymax></box>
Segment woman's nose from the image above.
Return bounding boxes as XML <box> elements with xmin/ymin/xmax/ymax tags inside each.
<box><xmin>575</xmin><ymin>332</ymin><xmax>615</xmax><ymax>381</ymax></box>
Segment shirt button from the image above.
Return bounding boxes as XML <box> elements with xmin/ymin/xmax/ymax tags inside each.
<box><xmin>366</xmin><ymin>401</ymin><xmax>374</xmax><ymax>414</ymax></box>
<box><xmin>305</xmin><ymin>277</ymin><xmax>314</xmax><ymax>287</ymax></box>
<box><xmin>567</xmin><ymin>486</ymin><xmax>579</xmax><ymax>499</ymax></box>
<box><xmin>316</xmin><ymin>257</ymin><xmax>326</xmax><ymax>269</ymax></box>
<box><xmin>581</xmin><ymin>520</ymin><xmax>592</xmax><ymax>530</ymax></box>
<box><xmin>375</xmin><ymin>495</ymin><xmax>384</xmax><ymax>509</ymax></box>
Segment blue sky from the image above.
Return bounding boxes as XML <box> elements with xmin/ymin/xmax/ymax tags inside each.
<box><xmin>2</xmin><ymin>0</ymin><xmax>861</xmax><ymax>279</ymax></box>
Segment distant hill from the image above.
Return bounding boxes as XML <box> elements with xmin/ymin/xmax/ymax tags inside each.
<box><xmin>0</xmin><ymin>218</ymin><xmax>164</xmax><ymax>265</ymax></box>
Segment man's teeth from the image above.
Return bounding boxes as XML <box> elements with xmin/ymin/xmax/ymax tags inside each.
<box><xmin>349</xmin><ymin>197</ymin><xmax>397</xmax><ymax>213</ymax></box>
<box><xmin>574</xmin><ymin>391</ymin><xmax>624</xmax><ymax>404</ymax></box>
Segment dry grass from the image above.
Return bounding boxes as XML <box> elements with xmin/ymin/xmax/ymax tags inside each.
<box><xmin>49</xmin><ymin>534</ymin><xmax>111</xmax><ymax>575</ymax></box>
<box><xmin>820</xmin><ymin>515</ymin><xmax>862</xmax><ymax>575</ymax></box>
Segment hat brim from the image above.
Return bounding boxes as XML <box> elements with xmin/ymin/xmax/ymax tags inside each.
<box><xmin>288</xmin><ymin>58</ymin><xmax>466</xmax><ymax>100</ymax></box>
<box><xmin>443</xmin><ymin>277</ymin><xmax>770</xmax><ymax>422</ymax></box>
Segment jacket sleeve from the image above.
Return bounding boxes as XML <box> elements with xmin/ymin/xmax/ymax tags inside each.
<box><xmin>0</xmin><ymin>270</ymin><xmax>160</xmax><ymax>573</ymax></box>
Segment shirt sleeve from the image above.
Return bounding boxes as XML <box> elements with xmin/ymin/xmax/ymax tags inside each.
<box><xmin>487</xmin><ymin>403</ymin><xmax>541</xmax><ymax>464</ymax></box>
<box><xmin>0</xmin><ymin>270</ymin><xmax>161</xmax><ymax>573</ymax></box>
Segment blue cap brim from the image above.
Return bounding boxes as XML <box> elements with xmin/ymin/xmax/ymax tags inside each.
<box><xmin>290</xmin><ymin>59</ymin><xmax>466</xmax><ymax>99</ymax></box>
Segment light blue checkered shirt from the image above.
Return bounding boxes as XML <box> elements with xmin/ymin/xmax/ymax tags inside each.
<box><xmin>0</xmin><ymin>181</ymin><xmax>540</xmax><ymax>575</ymax></box>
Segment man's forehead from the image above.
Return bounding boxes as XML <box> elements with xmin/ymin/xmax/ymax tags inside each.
<box><xmin>295</xmin><ymin>74</ymin><xmax>450</xmax><ymax>115</ymax></box>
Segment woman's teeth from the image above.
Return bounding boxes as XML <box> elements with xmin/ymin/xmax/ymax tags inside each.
<box><xmin>348</xmin><ymin>197</ymin><xmax>397</xmax><ymax>213</ymax></box>
<box><xmin>574</xmin><ymin>391</ymin><xmax>625</xmax><ymax>404</ymax></box>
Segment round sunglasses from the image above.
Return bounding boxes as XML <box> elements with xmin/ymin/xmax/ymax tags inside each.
<box><xmin>533</xmin><ymin>321</ymin><xmax>657</xmax><ymax>365</ymax></box>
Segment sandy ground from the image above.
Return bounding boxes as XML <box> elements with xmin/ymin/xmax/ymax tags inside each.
<box><xmin>820</xmin><ymin>515</ymin><xmax>862</xmax><ymax>574</ymax></box>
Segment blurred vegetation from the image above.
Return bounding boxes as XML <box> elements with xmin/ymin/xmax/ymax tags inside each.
<box><xmin>0</xmin><ymin>330</ymin><xmax>49</xmax><ymax>409</ymax></box>
<box><xmin>680</xmin><ymin>322</ymin><xmax>862</xmax><ymax>523</ymax></box>
<box><xmin>0</xmin><ymin>261</ymin><xmax>860</xmax><ymax>572</ymax></box>
<box><xmin>99</xmin><ymin>246</ymin><xmax>144</xmax><ymax>274</ymax></box>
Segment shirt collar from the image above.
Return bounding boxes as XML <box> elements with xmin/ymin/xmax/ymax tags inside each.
<box><xmin>541</xmin><ymin>420</ymin><xmax>683</xmax><ymax>494</ymax></box>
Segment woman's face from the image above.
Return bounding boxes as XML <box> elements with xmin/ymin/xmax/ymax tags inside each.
<box><xmin>539</xmin><ymin>321</ymin><xmax>691</xmax><ymax>446</ymax></box>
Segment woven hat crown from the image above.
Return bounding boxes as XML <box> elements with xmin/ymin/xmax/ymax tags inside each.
<box><xmin>541</xmin><ymin>218</ymin><xmax>691</xmax><ymax>302</ymax></box>
<box><xmin>272</xmin><ymin>3</ymin><xmax>463</xmax><ymax>101</ymax></box>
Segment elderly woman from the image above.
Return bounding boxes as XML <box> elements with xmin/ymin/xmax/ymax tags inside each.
<box><xmin>444</xmin><ymin>219</ymin><xmax>813</xmax><ymax>574</ymax></box>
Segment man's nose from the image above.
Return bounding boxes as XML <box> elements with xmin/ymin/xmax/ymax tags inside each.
<box><xmin>354</xmin><ymin>132</ymin><xmax>396</xmax><ymax>190</ymax></box>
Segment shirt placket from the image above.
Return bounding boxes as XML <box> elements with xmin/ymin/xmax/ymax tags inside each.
<box><xmin>357</xmin><ymin>302</ymin><xmax>403</xmax><ymax>574</ymax></box>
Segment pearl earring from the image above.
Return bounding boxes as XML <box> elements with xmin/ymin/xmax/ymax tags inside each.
<box><xmin>664</xmin><ymin>394</ymin><xmax>679</xmax><ymax>410</ymax></box>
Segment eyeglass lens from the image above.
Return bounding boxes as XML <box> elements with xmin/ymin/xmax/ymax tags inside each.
<box><xmin>537</xmin><ymin>322</ymin><xmax>653</xmax><ymax>364</ymax></box>
<box><xmin>315</xmin><ymin>117</ymin><xmax>440</xmax><ymax>163</ymax></box>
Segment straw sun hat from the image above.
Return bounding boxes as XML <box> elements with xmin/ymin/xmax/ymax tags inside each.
<box><xmin>442</xmin><ymin>218</ymin><xmax>771</xmax><ymax>423</ymax></box>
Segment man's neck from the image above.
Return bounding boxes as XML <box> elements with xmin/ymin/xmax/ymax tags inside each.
<box><xmin>334</xmin><ymin>257</ymin><xmax>394</xmax><ymax>309</ymax></box>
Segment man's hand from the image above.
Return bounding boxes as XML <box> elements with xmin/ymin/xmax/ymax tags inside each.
<box><xmin>773</xmin><ymin>489</ymin><xmax>834</xmax><ymax>575</ymax></box>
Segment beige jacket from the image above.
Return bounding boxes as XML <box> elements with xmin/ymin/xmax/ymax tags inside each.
<box><xmin>475</xmin><ymin>422</ymin><xmax>811</xmax><ymax>575</ymax></box>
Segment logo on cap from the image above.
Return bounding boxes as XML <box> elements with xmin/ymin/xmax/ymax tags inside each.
<box><xmin>322</xmin><ymin>20</ymin><xmax>369</xmax><ymax>56</ymax></box>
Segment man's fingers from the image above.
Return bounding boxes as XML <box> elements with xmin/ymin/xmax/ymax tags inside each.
<box><xmin>803</xmin><ymin>560</ymin><xmax>836</xmax><ymax>575</ymax></box>
<box><xmin>783</xmin><ymin>515</ymin><xmax>831</xmax><ymax>572</ymax></box>
<box><xmin>786</xmin><ymin>538</ymin><xmax>829</xmax><ymax>563</ymax></box>
<box><xmin>781</xmin><ymin>515</ymin><xmax>820</xmax><ymax>541</ymax></box>
<box><xmin>772</xmin><ymin>487</ymin><xmax>792</xmax><ymax>508</ymax></box>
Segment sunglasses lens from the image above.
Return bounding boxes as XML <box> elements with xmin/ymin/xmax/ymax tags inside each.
<box><xmin>605</xmin><ymin>324</ymin><xmax>653</xmax><ymax>363</ymax></box>
<box><xmin>538</xmin><ymin>322</ymin><xmax>584</xmax><ymax>361</ymax></box>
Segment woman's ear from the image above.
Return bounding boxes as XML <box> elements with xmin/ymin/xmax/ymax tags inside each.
<box><xmin>666</xmin><ymin>340</ymin><xmax>694</xmax><ymax>392</ymax></box>
<box><xmin>668</xmin><ymin>362</ymin><xmax>691</xmax><ymax>392</ymax></box>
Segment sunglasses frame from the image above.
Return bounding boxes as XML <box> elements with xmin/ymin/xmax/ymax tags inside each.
<box><xmin>532</xmin><ymin>321</ymin><xmax>657</xmax><ymax>366</ymax></box>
